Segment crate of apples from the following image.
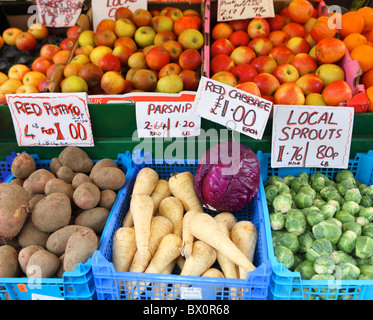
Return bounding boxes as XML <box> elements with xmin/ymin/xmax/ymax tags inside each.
<box><xmin>207</xmin><ymin>0</ymin><xmax>367</xmax><ymax>109</ymax></box>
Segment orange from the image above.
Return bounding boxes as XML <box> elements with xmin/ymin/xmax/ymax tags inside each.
<box><xmin>367</xmin><ymin>86</ymin><xmax>373</xmax><ymax>112</ymax></box>
<box><xmin>339</xmin><ymin>11</ymin><xmax>365</xmax><ymax>39</ymax></box>
<box><xmin>363</xmin><ymin>28</ymin><xmax>373</xmax><ymax>42</ymax></box>
<box><xmin>357</xmin><ymin>6</ymin><xmax>373</xmax><ymax>32</ymax></box>
<box><xmin>351</xmin><ymin>44</ymin><xmax>373</xmax><ymax>72</ymax></box>
<box><xmin>362</xmin><ymin>69</ymin><xmax>373</xmax><ymax>88</ymax></box>
<box><xmin>343</xmin><ymin>33</ymin><xmax>367</xmax><ymax>52</ymax></box>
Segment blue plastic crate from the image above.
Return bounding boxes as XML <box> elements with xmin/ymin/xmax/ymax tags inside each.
<box><xmin>257</xmin><ymin>150</ymin><xmax>373</xmax><ymax>300</ymax></box>
<box><xmin>0</xmin><ymin>153</ymin><xmax>18</xmax><ymax>182</ymax></box>
<box><xmin>91</xmin><ymin>158</ymin><xmax>272</xmax><ymax>300</ymax></box>
<box><xmin>0</xmin><ymin>151</ymin><xmax>138</xmax><ymax>300</ymax></box>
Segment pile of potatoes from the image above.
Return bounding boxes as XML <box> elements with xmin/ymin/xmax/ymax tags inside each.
<box><xmin>0</xmin><ymin>146</ymin><xmax>126</xmax><ymax>279</ymax></box>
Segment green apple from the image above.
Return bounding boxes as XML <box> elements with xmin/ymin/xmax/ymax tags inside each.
<box><xmin>61</xmin><ymin>75</ymin><xmax>88</xmax><ymax>93</ymax></box>
<box><xmin>78</xmin><ymin>30</ymin><xmax>96</xmax><ymax>47</ymax></box>
<box><xmin>134</xmin><ymin>26</ymin><xmax>156</xmax><ymax>48</ymax></box>
<box><xmin>115</xmin><ymin>18</ymin><xmax>136</xmax><ymax>38</ymax></box>
<box><xmin>156</xmin><ymin>74</ymin><xmax>183</xmax><ymax>93</ymax></box>
<box><xmin>305</xmin><ymin>93</ymin><xmax>327</xmax><ymax>106</ymax></box>
<box><xmin>315</xmin><ymin>64</ymin><xmax>345</xmax><ymax>87</ymax></box>
<box><xmin>177</xmin><ymin>29</ymin><xmax>204</xmax><ymax>50</ymax></box>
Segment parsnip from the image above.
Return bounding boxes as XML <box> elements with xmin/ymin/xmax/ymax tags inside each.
<box><xmin>158</xmin><ymin>196</ymin><xmax>184</xmax><ymax>238</ymax></box>
<box><xmin>112</xmin><ymin>227</ymin><xmax>137</xmax><ymax>272</ymax></box>
<box><xmin>150</xmin><ymin>179</ymin><xmax>171</xmax><ymax>215</ymax></box>
<box><xmin>180</xmin><ymin>210</ymin><xmax>201</xmax><ymax>258</ymax></box>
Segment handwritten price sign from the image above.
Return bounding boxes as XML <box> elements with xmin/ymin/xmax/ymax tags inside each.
<box><xmin>193</xmin><ymin>76</ymin><xmax>272</xmax><ymax>140</ymax></box>
<box><xmin>6</xmin><ymin>93</ymin><xmax>94</xmax><ymax>147</ymax></box>
<box><xmin>36</xmin><ymin>0</ymin><xmax>84</xmax><ymax>28</ymax></box>
<box><xmin>271</xmin><ymin>105</ymin><xmax>354</xmax><ymax>169</ymax></box>
<box><xmin>136</xmin><ymin>101</ymin><xmax>201</xmax><ymax>138</ymax></box>
<box><xmin>217</xmin><ymin>0</ymin><xmax>275</xmax><ymax>21</ymax></box>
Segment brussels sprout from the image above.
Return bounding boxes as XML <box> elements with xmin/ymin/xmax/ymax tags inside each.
<box><xmin>359</xmin><ymin>265</ymin><xmax>373</xmax><ymax>279</ymax></box>
<box><xmin>290</xmin><ymin>176</ymin><xmax>309</xmax><ymax>193</ymax></box>
<box><xmin>306</xmin><ymin>238</ymin><xmax>333</xmax><ymax>262</ymax></box>
<box><xmin>355</xmin><ymin>256</ymin><xmax>373</xmax><ymax>267</ymax></box>
<box><xmin>320</xmin><ymin>185</ymin><xmax>339</xmax><ymax>199</ymax></box>
<box><xmin>329</xmin><ymin>250</ymin><xmax>356</xmax><ymax>265</ymax></box>
<box><xmin>265</xmin><ymin>184</ymin><xmax>280</xmax><ymax>204</ymax></box>
<box><xmin>359</xmin><ymin>207</ymin><xmax>373</xmax><ymax>222</ymax></box>
<box><xmin>359</xmin><ymin>183</ymin><xmax>368</xmax><ymax>194</ymax></box>
<box><xmin>336</xmin><ymin>177</ymin><xmax>357</xmax><ymax>196</ymax></box>
<box><xmin>272</xmin><ymin>194</ymin><xmax>293</xmax><ymax>213</ymax></box>
<box><xmin>356</xmin><ymin>216</ymin><xmax>370</xmax><ymax>227</ymax></box>
<box><xmin>326</xmin><ymin>217</ymin><xmax>343</xmax><ymax>229</ymax></box>
<box><xmin>363</xmin><ymin>223</ymin><xmax>373</xmax><ymax>238</ymax></box>
<box><xmin>285</xmin><ymin>209</ymin><xmax>307</xmax><ymax>236</ymax></box>
<box><xmin>335</xmin><ymin>210</ymin><xmax>355</xmax><ymax>224</ymax></box>
<box><xmin>275</xmin><ymin>245</ymin><xmax>295</xmax><ymax>269</ymax></box>
<box><xmin>327</xmin><ymin>199</ymin><xmax>341</xmax><ymax>212</ymax></box>
<box><xmin>360</xmin><ymin>195</ymin><xmax>373</xmax><ymax>208</ymax></box>
<box><xmin>294</xmin><ymin>260</ymin><xmax>316</xmax><ymax>279</ymax></box>
<box><xmin>273</xmin><ymin>181</ymin><xmax>291</xmax><ymax>194</ymax></box>
<box><xmin>302</xmin><ymin>206</ymin><xmax>322</xmax><ymax>217</ymax></box>
<box><xmin>270</xmin><ymin>212</ymin><xmax>286</xmax><ymax>231</ymax></box>
<box><xmin>344</xmin><ymin>188</ymin><xmax>362</xmax><ymax>204</ymax></box>
<box><xmin>355</xmin><ymin>236</ymin><xmax>373</xmax><ymax>259</ymax></box>
<box><xmin>320</xmin><ymin>204</ymin><xmax>337</xmax><ymax>219</ymax></box>
<box><xmin>337</xmin><ymin>230</ymin><xmax>357</xmax><ymax>254</ymax></box>
<box><xmin>278</xmin><ymin>231</ymin><xmax>300</xmax><ymax>253</ymax></box>
<box><xmin>312</xmin><ymin>220</ymin><xmax>342</xmax><ymax>245</ymax></box>
<box><xmin>298</xmin><ymin>185</ymin><xmax>317</xmax><ymax>200</ymax></box>
<box><xmin>264</xmin><ymin>175</ymin><xmax>284</xmax><ymax>187</ymax></box>
<box><xmin>313</xmin><ymin>198</ymin><xmax>327</xmax><ymax>209</ymax></box>
<box><xmin>283</xmin><ymin>175</ymin><xmax>295</xmax><ymax>186</ymax></box>
<box><xmin>298</xmin><ymin>172</ymin><xmax>309</xmax><ymax>181</ymax></box>
<box><xmin>311</xmin><ymin>274</ymin><xmax>335</xmax><ymax>281</ymax></box>
<box><xmin>292</xmin><ymin>253</ymin><xmax>303</xmax><ymax>270</ymax></box>
<box><xmin>335</xmin><ymin>169</ymin><xmax>354</xmax><ymax>184</ymax></box>
<box><xmin>325</xmin><ymin>180</ymin><xmax>336</xmax><ymax>188</ymax></box>
<box><xmin>272</xmin><ymin>230</ymin><xmax>283</xmax><ymax>248</ymax></box>
<box><xmin>298</xmin><ymin>230</ymin><xmax>315</xmax><ymax>253</ymax></box>
<box><xmin>334</xmin><ymin>263</ymin><xmax>360</xmax><ymax>280</ymax></box>
<box><xmin>342</xmin><ymin>221</ymin><xmax>362</xmax><ymax>236</ymax></box>
<box><xmin>306</xmin><ymin>211</ymin><xmax>325</xmax><ymax>227</ymax></box>
<box><xmin>341</xmin><ymin>201</ymin><xmax>360</xmax><ymax>216</ymax></box>
<box><xmin>314</xmin><ymin>256</ymin><xmax>336</xmax><ymax>274</ymax></box>
<box><xmin>363</xmin><ymin>185</ymin><xmax>373</xmax><ymax>198</ymax></box>
<box><xmin>310</xmin><ymin>172</ymin><xmax>328</xmax><ymax>183</ymax></box>
<box><xmin>294</xmin><ymin>193</ymin><xmax>313</xmax><ymax>209</ymax></box>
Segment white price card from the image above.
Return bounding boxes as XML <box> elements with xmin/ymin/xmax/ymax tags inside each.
<box><xmin>36</xmin><ymin>0</ymin><xmax>84</xmax><ymax>28</ymax></box>
<box><xmin>217</xmin><ymin>0</ymin><xmax>275</xmax><ymax>21</ymax></box>
<box><xmin>6</xmin><ymin>92</ymin><xmax>94</xmax><ymax>147</ymax></box>
<box><xmin>91</xmin><ymin>0</ymin><xmax>147</xmax><ymax>31</ymax></box>
<box><xmin>136</xmin><ymin>101</ymin><xmax>201</xmax><ymax>138</ymax></box>
<box><xmin>193</xmin><ymin>76</ymin><xmax>272</xmax><ymax>140</ymax></box>
<box><xmin>271</xmin><ymin>105</ymin><xmax>354</xmax><ymax>169</ymax></box>
<box><xmin>180</xmin><ymin>287</ymin><xmax>202</xmax><ymax>300</ymax></box>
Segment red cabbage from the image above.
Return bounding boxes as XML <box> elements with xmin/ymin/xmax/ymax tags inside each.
<box><xmin>194</xmin><ymin>141</ymin><xmax>261</xmax><ymax>212</ymax></box>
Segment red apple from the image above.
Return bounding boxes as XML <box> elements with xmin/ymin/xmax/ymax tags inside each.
<box><xmin>31</xmin><ymin>57</ymin><xmax>52</xmax><ymax>74</ymax></box>
<box><xmin>60</xmin><ymin>38</ymin><xmax>77</xmax><ymax>51</ymax></box>
<box><xmin>290</xmin><ymin>53</ymin><xmax>318</xmax><ymax>76</ymax></box>
<box><xmin>178</xmin><ymin>29</ymin><xmax>204</xmax><ymax>50</ymax></box>
<box><xmin>268</xmin><ymin>30</ymin><xmax>290</xmax><ymax>47</ymax></box>
<box><xmin>159</xmin><ymin>63</ymin><xmax>181</xmax><ymax>78</ymax></box>
<box><xmin>97</xmin><ymin>19</ymin><xmax>116</xmax><ymax>32</ymax></box>
<box><xmin>63</xmin><ymin>62</ymin><xmax>84</xmax><ymax>78</ymax></box>
<box><xmin>253</xmin><ymin>73</ymin><xmax>280</xmax><ymax>96</ymax></box>
<box><xmin>74</xmin><ymin>44</ymin><xmax>94</xmax><ymax>57</ymax></box>
<box><xmin>131</xmin><ymin>69</ymin><xmax>158</xmax><ymax>91</ymax></box>
<box><xmin>274</xmin><ymin>82</ymin><xmax>306</xmax><ymax>105</ymax></box>
<box><xmin>98</xmin><ymin>53</ymin><xmax>121</xmax><ymax>72</ymax></box>
<box><xmin>2</xmin><ymin>27</ymin><xmax>23</xmax><ymax>46</ymax></box>
<box><xmin>151</xmin><ymin>15</ymin><xmax>174</xmax><ymax>33</ymax></box>
<box><xmin>310</xmin><ymin>16</ymin><xmax>336</xmax><ymax>43</ymax></box>
<box><xmin>211</xmin><ymin>54</ymin><xmax>235</xmax><ymax>74</ymax></box>
<box><xmin>212</xmin><ymin>22</ymin><xmax>233</xmax><ymax>40</ymax></box>
<box><xmin>184</xmin><ymin>14</ymin><xmax>202</xmax><ymax>30</ymax></box>
<box><xmin>269</xmin><ymin>45</ymin><xmax>294</xmax><ymax>65</ymax></box>
<box><xmin>67</xmin><ymin>25</ymin><xmax>80</xmax><ymax>40</ymax></box>
<box><xmin>286</xmin><ymin>37</ymin><xmax>310</xmax><ymax>54</ymax></box>
<box><xmin>79</xmin><ymin>63</ymin><xmax>104</xmax><ymax>88</ymax></box>
<box><xmin>282</xmin><ymin>23</ymin><xmax>305</xmax><ymax>38</ymax></box>
<box><xmin>162</xmin><ymin>40</ymin><xmax>183</xmax><ymax>62</ymax></box>
<box><xmin>304</xmin><ymin>32</ymin><xmax>317</xmax><ymax>48</ymax></box>
<box><xmin>174</xmin><ymin>16</ymin><xmax>199</xmax><ymax>36</ymax></box>
<box><xmin>113</xmin><ymin>45</ymin><xmax>134</xmax><ymax>66</ymax></box>
<box><xmin>101</xmin><ymin>71</ymin><xmax>126</xmax><ymax>94</ymax></box>
<box><xmin>94</xmin><ymin>30</ymin><xmax>117</xmax><ymax>48</ymax></box>
<box><xmin>28</xmin><ymin>23</ymin><xmax>49</xmax><ymax>40</ymax></box>
<box><xmin>228</xmin><ymin>19</ymin><xmax>250</xmax><ymax>31</ymax></box>
<box><xmin>231</xmin><ymin>64</ymin><xmax>258</xmax><ymax>83</ymax></box>
<box><xmin>247</xmin><ymin>18</ymin><xmax>270</xmax><ymax>39</ymax></box>
<box><xmin>52</xmin><ymin>50</ymin><xmax>72</xmax><ymax>65</ymax></box>
<box><xmin>179</xmin><ymin>69</ymin><xmax>200</xmax><ymax>91</ymax></box>
<box><xmin>248</xmin><ymin>37</ymin><xmax>273</xmax><ymax>56</ymax></box>
<box><xmin>280</xmin><ymin>8</ymin><xmax>292</xmax><ymax>25</ymax></box>
<box><xmin>211</xmin><ymin>71</ymin><xmax>237</xmax><ymax>87</ymax></box>
<box><xmin>315</xmin><ymin>38</ymin><xmax>346</xmax><ymax>64</ymax></box>
<box><xmin>296</xmin><ymin>73</ymin><xmax>324</xmax><ymax>95</ymax></box>
<box><xmin>230</xmin><ymin>46</ymin><xmax>256</xmax><ymax>65</ymax></box>
<box><xmin>115</xmin><ymin>7</ymin><xmax>133</xmax><ymax>21</ymax></box>
<box><xmin>38</xmin><ymin>78</ymin><xmax>54</xmax><ymax>92</ymax></box>
<box><xmin>288</xmin><ymin>0</ymin><xmax>314</xmax><ymax>24</ymax></box>
<box><xmin>8</xmin><ymin>64</ymin><xmax>31</xmax><ymax>81</ymax></box>
<box><xmin>322</xmin><ymin>80</ymin><xmax>352</xmax><ymax>106</ymax></box>
<box><xmin>145</xmin><ymin>46</ymin><xmax>170</xmax><ymax>71</ymax></box>
<box><xmin>178</xmin><ymin>49</ymin><xmax>201</xmax><ymax>70</ymax></box>
<box><xmin>235</xmin><ymin>82</ymin><xmax>261</xmax><ymax>97</ymax></box>
<box><xmin>229</xmin><ymin>30</ymin><xmax>250</xmax><ymax>47</ymax></box>
<box><xmin>15</xmin><ymin>32</ymin><xmax>37</xmax><ymax>52</ymax></box>
<box><xmin>114</xmin><ymin>36</ymin><xmax>137</xmax><ymax>52</ymax></box>
<box><xmin>40</xmin><ymin>44</ymin><xmax>61</xmax><ymax>60</ymax></box>
<box><xmin>46</xmin><ymin>64</ymin><xmax>61</xmax><ymax>78</ymax></box>
<box><xmin>250</xmin><ymin>56</ymin><xmax>277</xmax><ymax>74</ymax></box>
<box><xmin>165</xmin><ymin>8</ymin><xmax>183</xmax><ymax>22</ymax></box>
<box><xmin>211</xmin><ymin>38</ymin><xmax>235</xmax><ymax>58</ymax></box>
<box><xmin>267</xmin><ymin>14</ymin><xmax>285</xmax><ymax>31</ymax></box>
<box><xmin>273</xmin><ymin>64</ymin><xmax>300</xmax><ymax>84</ymax></box>
<box><xmin>154</xmin><ymin>30</ymin><xmax>177</xmax><ymax>46</ymax></box>
<box><xmin>132</xmin><ymin>8</ymin><xmax>152</xmax><ymax>27</ymax></box>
